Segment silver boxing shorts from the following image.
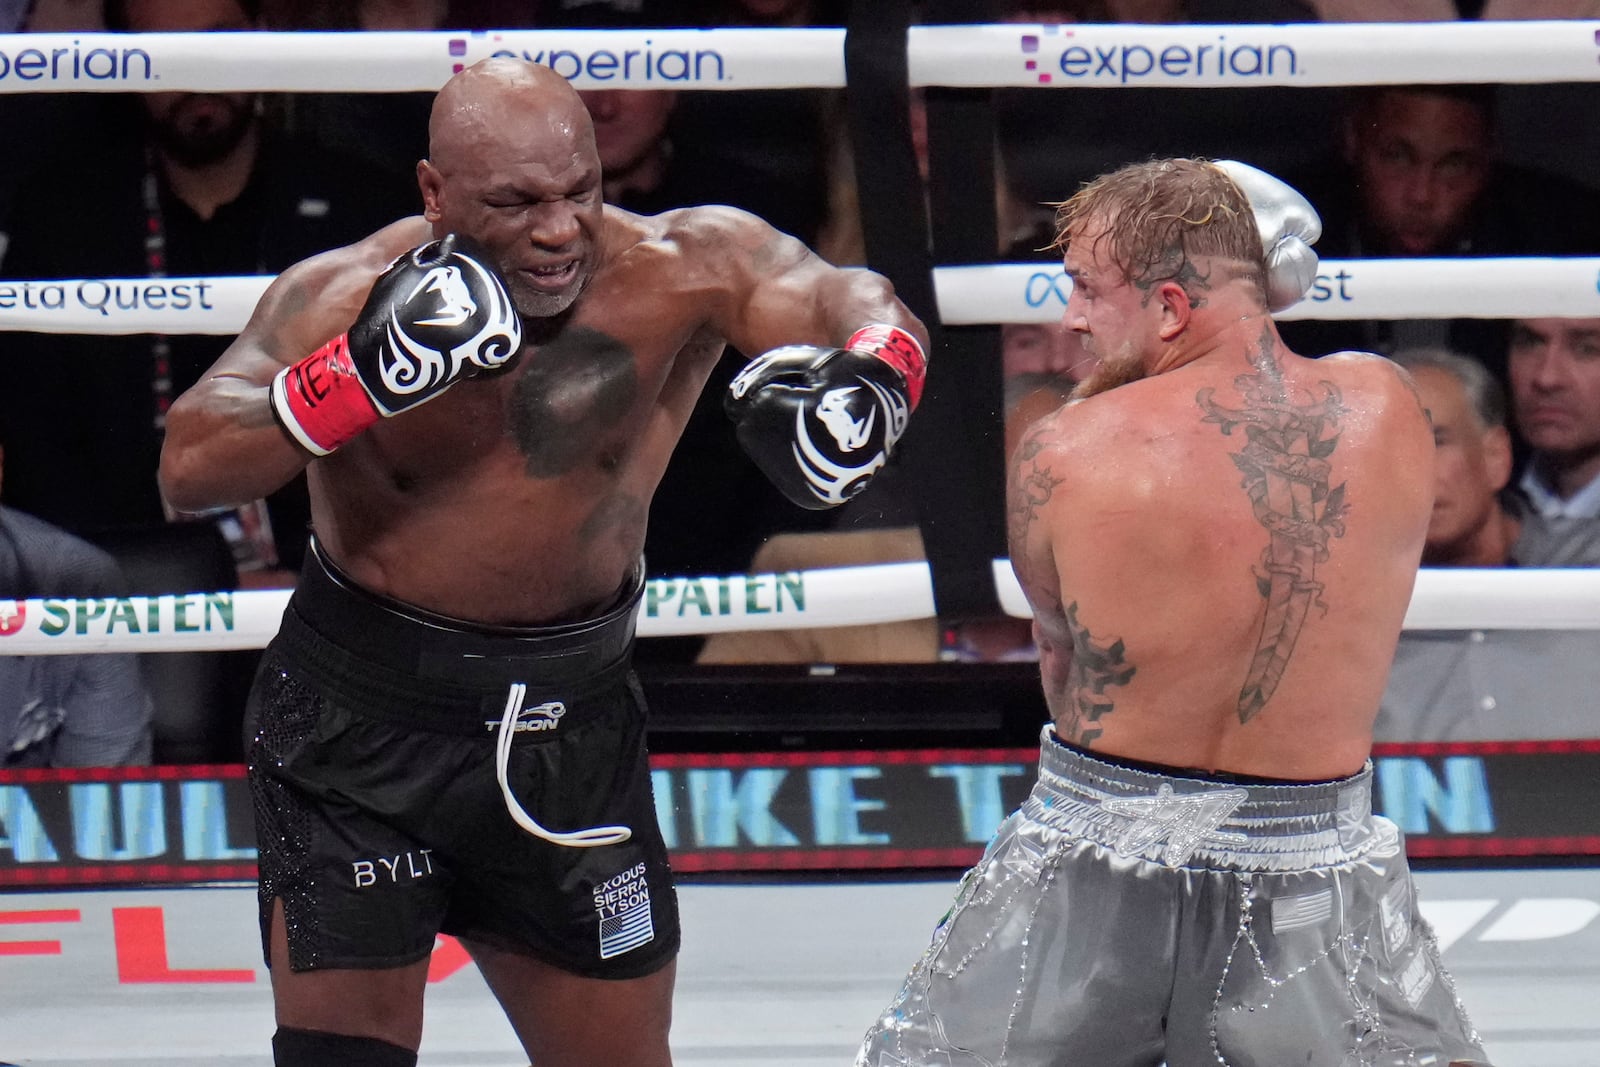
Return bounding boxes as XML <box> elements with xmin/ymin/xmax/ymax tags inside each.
<box><xmin>857</xmin><ymin>727</ymin><xmax>1490</xmax><ymax>1067</ymax></box>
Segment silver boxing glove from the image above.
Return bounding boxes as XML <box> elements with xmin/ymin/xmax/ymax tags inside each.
<box><xmin>1212</xmin><ymin>159</ymin><xmax>1322</xmax><ymax>313</ymax></box>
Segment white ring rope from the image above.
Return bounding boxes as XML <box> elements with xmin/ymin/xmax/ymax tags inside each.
<box><xmin>908</xmin><ymin>20</ymin><xmax>1600</xmax><ymax>89</ymax></box>
<box><xmin>5</xmin><ymin>258</ymin><xmax>1599</xmax><ymax>335</ymax></box>
<box><xmin>0</xmin><ymin>29</ymin><xmax>847</xmax><ymax>92</ymax></box>
<box><xmin>1</xmin><ymin>21</ymin><xmax>1596</xmax><ymax>96</ymax></box>
<box><xmin>1</xmin><ymin>565</ymin><xmax>1596</xmax><ymax>655</ymax></box>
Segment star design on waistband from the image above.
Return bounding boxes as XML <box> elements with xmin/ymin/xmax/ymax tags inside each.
<box><xmin>1101</xmin><ymin>783</ymin><xmax>1250</xmax><ymax>866</ymax></box>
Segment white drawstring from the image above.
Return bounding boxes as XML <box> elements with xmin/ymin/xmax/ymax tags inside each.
<box><xmin>494</xmin><ymin>682</ymin><xmax>632</xmax><ymax>848</ymax></box>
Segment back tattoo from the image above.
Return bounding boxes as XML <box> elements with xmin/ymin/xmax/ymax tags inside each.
<box><xmin>1197</xmin><ymin>330</ymin><xmax>1350</xmax><ymax>723</ymax></box>
<box><xmin>1060</xmin><ymin>602</ymin><xmax>1137</xmax><ymax>745</ymax></box>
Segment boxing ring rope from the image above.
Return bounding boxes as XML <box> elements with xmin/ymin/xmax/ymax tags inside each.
<box><xmin>2</xmin><ymin>20</ymin><xmax>1597</xmax><ymax>94</ymax></box>
<box><xmin>3</xmin><ymin>257</ymin><xmax>1598</xmax><ymax>334</ymax></box>
<box><xmin>3</xmin><ymin>566</ymin><xmax>1599</xmax><ymax>655</ymax></box>
<box><xmin>2</xmin><ymin>20</ymin><xmax>1598</xmax><ymax>650</ymax></box>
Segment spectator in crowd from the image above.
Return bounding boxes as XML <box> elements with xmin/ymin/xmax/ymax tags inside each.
<box><xmin>0</xmin><ymin>0</ymin><xmax>418</xmax><ymax>584</ymax></box>
<box><xmin>0</xmin><ymin>417</ymin><xmax>154</xmax><ymax>768</ymax></box>
<box><xmin>1509</xmin><ymin>317</ymin><xmax>1600</xmax><ymax>519</ymax></box>
<box><xmin>1312</xmin><ymin>0</ymin><xmax>1600</xmax><ymax>19</ymax></box>
<box><xmin>1399</xmin><ymin>346</ymin><xmax>1600</xmax><ymax>566</ymax></box>
<box><xmin>1377</xmin><ymin>346</ymin><xmax>1600</xmax><ymax>742</ymax></box>
<box><xmin>1278</xmin><ymin>84</ymin><xmax>1600</xmax><ymax>379</ymax></box>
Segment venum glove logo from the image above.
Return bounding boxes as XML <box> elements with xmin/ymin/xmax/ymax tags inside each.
<box><xmin>793</xmin><ymin>375</ymin><xmax>910</xmax><ymax>506</ymax></box>
<box><xmin>816</xmin><ymin>386</ymin><xmax>874</xmax><ymax>451</ymax></box>
<box><xmin>379</xmin><ymin>255</ymin><xmax>521</xmax><ymax>399</ymax></box>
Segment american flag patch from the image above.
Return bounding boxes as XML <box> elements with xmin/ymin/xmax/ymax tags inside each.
<box><xmin>1398</xmin><ymin>948</ymin><xmax>1435</xmax><ymax>1006</ymax></box>
<box><xmin>1380</xmin><ymin>878</ymin><xmax>1412</xmax><ymax>956</ymax></box>
<box><xmin>1270</xmin><ymin>888</ymin><xmax>1334</xmax><ymax>932</ymax></box>
<box><xmin>595</xmin><ymin>862</ymin><xmax>655</xmax><ymax>960</ymax></box>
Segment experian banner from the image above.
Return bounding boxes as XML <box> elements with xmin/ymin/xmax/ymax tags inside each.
<box><xmin>5</xmin><ymin>742</ymin><xmax>1599</xmax><ymax>886</ymax></box>
<box><xmin>909</xmin><ymin>21</ymin><xmax>1600</xmax><ymax>89</ymax></box>
<box><xmin>0</xmin><ymin>29</ymin><xmax>845</xmax><ymax>94</ymax></box>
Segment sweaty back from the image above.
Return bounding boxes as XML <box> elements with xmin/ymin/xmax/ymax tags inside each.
<box><xmin>1022</xmin><ymin>339</ymin><xmax>1432</xmax><ymax>780</ymax></box>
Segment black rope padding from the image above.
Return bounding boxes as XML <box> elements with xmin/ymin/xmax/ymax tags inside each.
<box><xmin>845</xmin><ymin>1</ymin><xmax>1007</xmax><ymax>621</ymax></box>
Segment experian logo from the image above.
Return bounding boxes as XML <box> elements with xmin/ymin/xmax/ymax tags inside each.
<box><xmin>0</xmin><ymin>40</ymin><xmax>153</xmax><ymax>83</ymax></box>
<box><xmin>1019</xmin><ymin>30</ymin><xmax>1299</xmax><ymax>85</ymax></box>
<box><xmin>449</xmin><ymin>34</ymin><xmax>728</xmax><ymax>83</ymax></box>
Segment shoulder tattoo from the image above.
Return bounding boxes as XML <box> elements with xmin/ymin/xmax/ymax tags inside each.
<box><xmin>1006</xmin><ymin>423</ymin><xmax>1065</xmax><ymax>599</ymax></box>
<box><xmin>1195</xmin><ymin>327</ymin><xmax>1350</xmax><ymax>724</ymax></box>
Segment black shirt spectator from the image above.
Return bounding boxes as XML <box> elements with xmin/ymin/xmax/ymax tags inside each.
<box><xmin>0</xmin><ymin>97</ymin><xmax>417</xmax><ymax>571</ymax></box>
<box><xmin>1278</xmin><ymin>84</ymin><xmax>1600</xmax><ymax>383</ymax></box>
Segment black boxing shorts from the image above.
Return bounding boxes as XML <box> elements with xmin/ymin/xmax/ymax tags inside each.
<box><xmin>245</xmin><ymin>539</ymin><xmax>679</xmax><ymax>980</ymax></box>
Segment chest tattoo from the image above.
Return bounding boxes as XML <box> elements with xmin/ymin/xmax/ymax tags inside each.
<box><xmin>509</xmin><ymin>327</ymin><xmax>640</xmax><ymax>478</ymax></box>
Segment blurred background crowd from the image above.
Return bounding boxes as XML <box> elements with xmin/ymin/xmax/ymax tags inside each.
<box><xmin>2</xmin><ymin>0</ymin><xmax>1599</xmax><ymax>766</ymax></box>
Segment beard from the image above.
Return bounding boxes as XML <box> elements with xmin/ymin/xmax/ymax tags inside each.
<box><xmin>1068</xmin><ymin>350</ymin><xmax>1147</xmax><ymax>401</ymax></box>
<box><xmin>151</xmin><ymin>94</ymin><xmax>255</xmax><ymax>167</ymax></box>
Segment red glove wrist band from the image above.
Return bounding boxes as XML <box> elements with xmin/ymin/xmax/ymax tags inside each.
<box><xmin>270</xmin><ymin>334</ymin><xmax>381</xmax><ymax>456</ymax></box>
<box><xmin>847</xmin><ymin>323</ymin><xmax>927</xmax><ymax>408</ymax></box>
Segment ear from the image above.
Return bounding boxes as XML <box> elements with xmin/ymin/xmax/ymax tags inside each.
<box><xmin>417</xmin><ymin>160</ymin><xmax>444</xmax><ymax>223</ymax></box>
<box><xmin>1156</xmin><ymin>280</ymin><xmax>1191</xmax><ymax>342</ymax></box>
<box><xmin>1484</xmin><ymin>424</ymin><xmax>1513</xmax><ymax>492</ymax></box>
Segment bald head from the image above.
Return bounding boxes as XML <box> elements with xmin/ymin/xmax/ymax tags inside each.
<box><xmin>429</xmin><ymin>58</ymin><xmax>593</xmax><ymax>172</ymax></box>
<box><xmin>417</xmin><ymin>58</ymin><xmax>607</xmax><ymax>320</ymax></box>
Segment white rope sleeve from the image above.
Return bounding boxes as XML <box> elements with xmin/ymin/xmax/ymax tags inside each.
<box><xmin>1</xmin><ymin>564</ymin><xmax>1595</xmax><ymax>655</ymax></box>
<box><xmin>908</xmin><ymin>20</ymin><xmax>1600</xmax><ymax>89</ymax></box>
<box><xmin>931</xmin><ymin>259</ymin><xmax>1600</xmax><ymax>326</ymax></box>
<box><xmin>1</xmin><ymin>22</ymin><xmax>1594</xmax><ymax>95</ymax></box>
<box><xmin>0</xmin><ymin>29</ymin><xmax>846</xmax><ymax>93</ymax></box>
<box><xmin>5</xmin><ymin>259</ymin><xmax>1597</xmax><ymax>335</ymax></box>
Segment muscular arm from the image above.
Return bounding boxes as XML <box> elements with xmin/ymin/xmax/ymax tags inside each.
<box><xmin>696</xmin><ymin>207</ymin><xmax>928</xmax><ymax>356</ymax></box>
<box><xmin>158</xmin><ymin>220</ymin><xmax>423</xmax><ymax>512</ymax></box>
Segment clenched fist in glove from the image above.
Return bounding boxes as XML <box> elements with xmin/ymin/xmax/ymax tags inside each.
<box><xmin>270</xmin><ymin>233</ymin><xmax>523</xmax><ymax>456</ymax></box>
<box><xmin>1212</xmin><ymin>159</ymin><xmax>1322</xmax><ymax>313</ymax></box>
<box><xmin>726</xmin><ymin>324</ymin><xmax>927</xmax><ymax>510</ymax></box>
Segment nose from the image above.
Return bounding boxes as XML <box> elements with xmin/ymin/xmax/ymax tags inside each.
<box><xmin>1062</xmin><ymin>292</ymin><xmax>1088</xmax><ymax>334</ymax></box>
<box><xmin>1400</xmin><ymin>164</ymin><xmax>1439</xmax><ymax>209</ymax></box>
<box><xmin>528</xmin><ymin>202</ymin><xmax>582</xmax><ymax>251</ymax></box>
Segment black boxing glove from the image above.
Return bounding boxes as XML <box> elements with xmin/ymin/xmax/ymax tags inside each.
<box><xmin>726</xmin><ymin>324</ymin><xmax>926</xmax><ymax>510</ymax></box>
<box><xmin>270</xmin><ymin>233</ymin><xmax>522</xmax><ymax>456</ymax></box>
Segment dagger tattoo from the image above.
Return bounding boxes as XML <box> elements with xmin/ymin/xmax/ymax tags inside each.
<box><xmin>1197</xmin><ymin>334</ymin><xmax>1349</xmax><ymax>724</ymax></box>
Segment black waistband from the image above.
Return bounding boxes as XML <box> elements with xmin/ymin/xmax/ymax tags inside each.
<box><xmin>272</xmin><ymin>540</ymin><xmax>643</xmax><ymax>724</ymax></box>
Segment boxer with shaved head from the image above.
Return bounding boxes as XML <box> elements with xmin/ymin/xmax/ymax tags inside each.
<box><xmin>161</xmin><ymin>57</ymin><xmax>927</xmax><ymax>1067</ymax></box>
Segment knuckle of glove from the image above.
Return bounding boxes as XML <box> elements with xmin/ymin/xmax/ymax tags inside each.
<box><xmin>728</xmin><ymin>345</ymin><xmax>907</xmax><ymax>511</ymax></box>
<box><xmin>1213</xmin><ymin>159</ymin><xmax>1323</xmax><ymax>312</ymax></box>
<box><xmin>353</xmin><ymin>233</ymin><xmax>523</xmax><ymax>412</ymax></box>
